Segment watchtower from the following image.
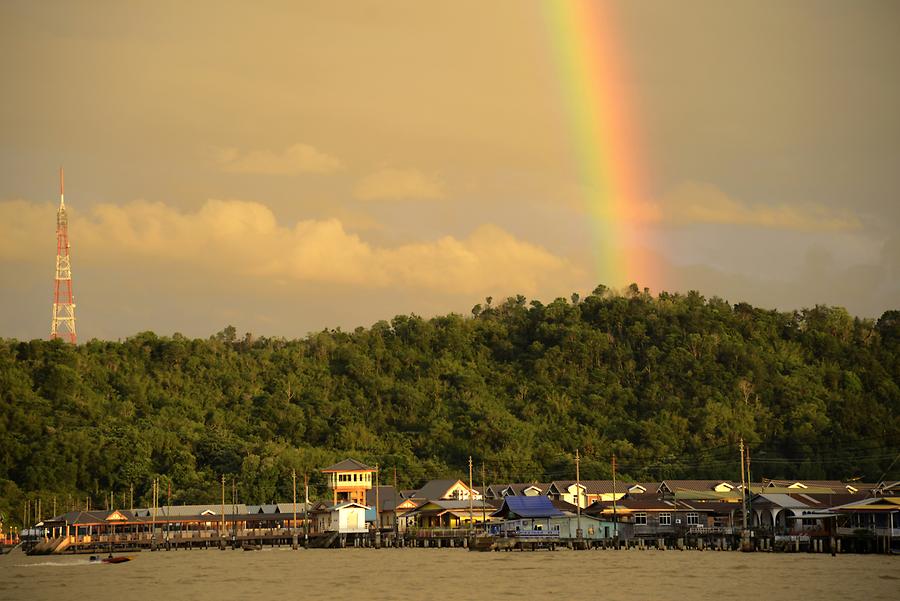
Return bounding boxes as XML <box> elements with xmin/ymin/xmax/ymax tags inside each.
<box><xmin>321</xmin><ymin>459</ymin><xmax>375</xmax><ymax>506</ymax></box>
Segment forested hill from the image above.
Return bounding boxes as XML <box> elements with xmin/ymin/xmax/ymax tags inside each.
<box><xmin>2</xmin><ymin>286</ymin><xmax>898</xmax><ymax>521</ymax></box>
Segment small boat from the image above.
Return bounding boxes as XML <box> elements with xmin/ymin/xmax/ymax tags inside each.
<box><xmin>242</xmin><ymin>544</ymin><xmax>262</xmax><ymax>551</ymax></box>
<box><xmin>469</xmin><ymin>534</ymin><xmax>496</xmax><ymax>552</ymax></box>
<box><xmin>93</xmin><ymin>555</ymin><xmax>132</xmax><ymax>564</ymax></box>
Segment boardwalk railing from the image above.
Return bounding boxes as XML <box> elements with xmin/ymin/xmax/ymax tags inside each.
<box><xmin>686</xmin><ymin>526</ymin><xmax>738</xmax><ymax>535</ymax></box>
<box><xmin>414</xmin><ymin>528</ymin><xmax>470</xmax><ymax>539</ymax></box>
<box><xmin>500</xmin><ymin>530</ymin><xmax>559</xmax><ymax>539</ymax></box>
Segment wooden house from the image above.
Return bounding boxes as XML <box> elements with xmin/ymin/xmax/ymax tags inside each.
<box><xmin>364</xmin><ymin>485</ymin><xmax>421</xmax><ymax>531</ymax></box>
<box><xmin>321</xmin><ymin>458</ymin><xmax>376</xmax><ymax>506</ymax></box>
<box><xmin>493</xmin><ymin>496</ymin><xmax>563</xmax><ymax>535</ymax></box>
<box><xmin>586</xmin><ymin>497</ymin><xmax>732</xmax><ymax>539</ymax></box>
<box><xmin>500</xmin><ymin>483</ymin><xmax>550</xmax><ymax>497</ymax></box>
<box><xmin>410</xmin><ymin>479</ymin><xmax>482</xmax><ymax>501</ymax></box>
<box><xmin>549</xmin><ymin>515</ymin><xmax>623</xmax><ymax>541</ymax></box>
<box><xmin>546</xmin><ymin>480</ymin><xmax>658</xmax><ymax>506</ymax></box>
<box><xmin>751</xmin><ymin>490</ymin><xmax>869</xmax><ymax>535</ymax></box>
<box><xmin>405</xmin><ymin>500</ymin><xmax>494</xmax><ymax>529</ymax></box>
<box><xmin>658</xmin><ymin>480</ymin><xmax>738</xmax><ymax>498</ymax></box>
<box><xmin>491</xmin><ymin>496</ymin><xmax>621</xmax><ymax>541</ymax></box>
<box><xmin>830</xmin><ymin>496</ymin><xmax>899</xmax><ymax>540</ymax></box>
<box><xmin>482</xmin><ymin>485</ymin><xmax>508</xmax><ymax>500</ymax></box>
<box><xmin>545</xmin><ymin>481</ymin><xmax>588</xmax><ymax>508</ymax></box>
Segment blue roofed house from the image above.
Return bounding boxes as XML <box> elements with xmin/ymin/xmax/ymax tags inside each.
<box><xmin>492</xmin><ymin>496</ymin><xmax>619</xmax><ymax>541</ymax></box>
<box><xmin>492</xmin><ymin>496</ymin><xmax>564</xmax><ymax>536</ymax></box>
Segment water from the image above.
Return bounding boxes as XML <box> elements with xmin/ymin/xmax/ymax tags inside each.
<box><xmin>1</xmin><ymin>548</ymin><xmax>896</xmax><ymax>601</ymax></box>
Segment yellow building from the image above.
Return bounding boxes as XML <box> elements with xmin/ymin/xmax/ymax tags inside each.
<box><xmin>321</xmin><ymin>458</ymin><xmax>376</xmax><ymax>506</ymax></box>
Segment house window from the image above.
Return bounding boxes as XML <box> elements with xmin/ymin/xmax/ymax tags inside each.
<box><xmin>659</xmin><ymin>513</ymin><xmax>672</xmax><ymax>526</ymax></box>
<box><xmin>801</xmin><ymin>513</ymin><xmax>818</xmax><ymax>527</ymax></box>
<box><xmin>686</xmin><ymin>512</ymin><xmax>700</xmax><ymax>525</ymax></box>
<box><xmin>634</xmin><ymin>512</ymin><xmax>647</xmax><ymax>525</ymax></box>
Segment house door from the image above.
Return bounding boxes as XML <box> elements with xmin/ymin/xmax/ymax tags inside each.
<box><xmin>346</xmin><ymin>509</ymin><xmax>359</xmax><ymax>530</ymax></box>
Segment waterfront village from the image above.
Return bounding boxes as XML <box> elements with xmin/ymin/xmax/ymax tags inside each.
<box><xmin>6</xmin><ymin>458</ymin><xmax>898</xmax><ymax>556</ymax></box>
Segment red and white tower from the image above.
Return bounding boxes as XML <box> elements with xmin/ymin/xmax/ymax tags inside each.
<box><xmin>50</xmin><ymin>167</ymin><xmax>77</xmax><ymax>343</ymax></box>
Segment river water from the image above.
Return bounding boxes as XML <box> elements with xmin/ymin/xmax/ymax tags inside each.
<box><xmin>1</xmin><ymin>547</ymin><xmax>896</xmax><ymax>601</ymax></box>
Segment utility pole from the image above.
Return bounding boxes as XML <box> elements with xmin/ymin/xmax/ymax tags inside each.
<box><xmin>292</xmin><ymin>469</ymin><xmax>298</xmax><ymax>550</ymax></box>
<box><xmin>220</xmin><ymin>474</ymin><xmax>226</xmax><ymax>543</ymax></box>
<box><xmin>739</xmin><ymin>438</ymin><xmax>747</xmax><ymax>531</ymax></box>
<box><xmin>746</xmin><ymin>442</ymin><xmax>753</xmax><ymax>545</ymax></box>
<box><xmin>151</xmin><ymin>478</ymin><xmax>158</xmax><ymax>548</ymax></box>
<box><xmin>468</xmin><ymin>456</ymin><xmax>474</xmax><ymax>532</ymax></box>
<box><xmin>739</xmin><ymin>437</ymin><xmax>750</xmax><ymax>552</ymax></box>
<box><xmin>375</xmin><ymin>464</ymin><xmax>381</xmax><ymax>548</ymax></box>
<box><xmin>231</xmin><ymin>477</ymin><xmax>236</xmax><ymax>544</ymax></box>
<box><xmin>375</xmin><ymin>464</ymin><xmax>380</xmax><ymax>526</ymax></box>
<box><xmin>481</xmin><ymin>462</ymin><xmax>487</xmax><ymax>531</ymax></box>
<box><xmin>612</xmin><ymin>454</ymin><xmax>618</xmax><ymax>544</ymax></box>
<box><xmin>303</xmin><ymin>473</ymin><xmax>309</xmax><ymax>547</ymax></box>
<box><xmin>130</xmin><ymin>484</ymin><xmax>133</xmax><ymax>513</ymax></box>
<box><xmin>575</xmin><ymin>449</ymin><xmax>583</xmax><ymax>540</ymax></box>
<box><xmin>393</xmin><ymin>467</ymin><xmax>399</xmax><ymax>541</ymax></box>
<box><xmin>167</xmin><ymin>480</ymin><xmax>172</xmax><ymax>513</ymax></box>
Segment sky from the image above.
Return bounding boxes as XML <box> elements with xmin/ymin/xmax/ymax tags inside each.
<box><xmin>1</xmin><ymin>0</ymin><xmax>898</xmax><ymax>341</ymax></box>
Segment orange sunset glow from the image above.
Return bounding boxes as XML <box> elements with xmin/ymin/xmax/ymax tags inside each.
<box><xmin>1</xmin><ymin>0</ymin><xmax>898</xmax><ymax>339</ymax></box>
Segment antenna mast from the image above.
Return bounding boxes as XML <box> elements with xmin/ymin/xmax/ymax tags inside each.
<box><xmin>50</xmin><ymin>167</ymin><xmax>77</xmax><ymax>343</ymax></box>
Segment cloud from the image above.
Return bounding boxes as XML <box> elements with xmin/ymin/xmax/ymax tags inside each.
<box><xmin>0</xmin><ymin>199</ymin><xmax>582</xmax><ymax>297</ymax></box>
<box><xmin>635</xmin><ymin>182</ymin><xmax>861</xmax><ymax>232</ymax></box>
<box><xmin>657</xmin><ymin>242</ymin><xmax>899</xmax><ymax>319</ymax></box>
<box><xmin>214</xmin><ymin>143</ymin><xmax>342</xmax><ymax>174</ymax></box>
<box><xmin>354</xmin><ymin>167</ymin><xmax>445</xmax><ymax>201</ymax></box>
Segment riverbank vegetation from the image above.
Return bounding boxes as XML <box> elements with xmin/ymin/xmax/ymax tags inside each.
<box><xmin>1</xmin><ymin>286</ymin><xmax>897</xmax><ymax>522</ymax></box>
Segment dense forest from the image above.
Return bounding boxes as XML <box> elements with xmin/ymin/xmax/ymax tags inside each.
<box><xmin>1</xmin><ymin>285</ymin><xmax>898</xmax><ymax>527</ymax></box>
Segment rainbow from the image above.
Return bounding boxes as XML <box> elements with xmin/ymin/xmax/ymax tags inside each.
<box><xmin>541</xmin><ymin>0</ymin><xmax>656</xmax><ymax>290</ymax></box>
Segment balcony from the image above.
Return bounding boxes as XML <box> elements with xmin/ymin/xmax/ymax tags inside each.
<box><xmin>836</xmin><ymin>526</ymin><xmax>900</xmax><ymax>537</ymax></box>
<box><xmin>328</xmin><ymin>472</ymin><xmax>373</xmax><ymax>490</ymax></box>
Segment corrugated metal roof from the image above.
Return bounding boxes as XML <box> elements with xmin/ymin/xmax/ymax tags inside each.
<box><xmin>414</xmin><ymin>479</ymin><xmax>473</xmax><ymax>501</ymax></box>
<box><xmin>321</xmin><ymin>458</ymin><xmax>374</xmax><ymax>472</ymax></box>
<box><xmin>493</xmin><ymin>496</ymin><xmax>564</xmax><ymax>518</ymax></box>
<box><xmin>756</xmin><ymin>494</ymin><xmax>810</xmax><ymax>508</ymax></box>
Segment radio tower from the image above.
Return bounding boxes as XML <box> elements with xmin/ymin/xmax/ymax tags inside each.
<box><xmin>50</xmin><ymin>167</ymin><xmax>77</xmax><ymax>343</ymax></box>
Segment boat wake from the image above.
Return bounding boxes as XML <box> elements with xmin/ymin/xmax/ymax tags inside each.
<box><xmin>17</xmin><ymin>560</ymin><xmax>100</xmax><ymax>567</ymax></box>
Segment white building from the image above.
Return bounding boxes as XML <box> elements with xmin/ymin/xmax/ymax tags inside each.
<box><xmin>315</xmin><ymin>502</ymin><xmax>369</xmax><ymax>534</ymax></box>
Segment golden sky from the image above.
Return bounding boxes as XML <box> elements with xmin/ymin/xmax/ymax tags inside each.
<box><xmin>1</xmin><ymin>0</ymin><xmax>898</xmax><ymax>339</ymax></box>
